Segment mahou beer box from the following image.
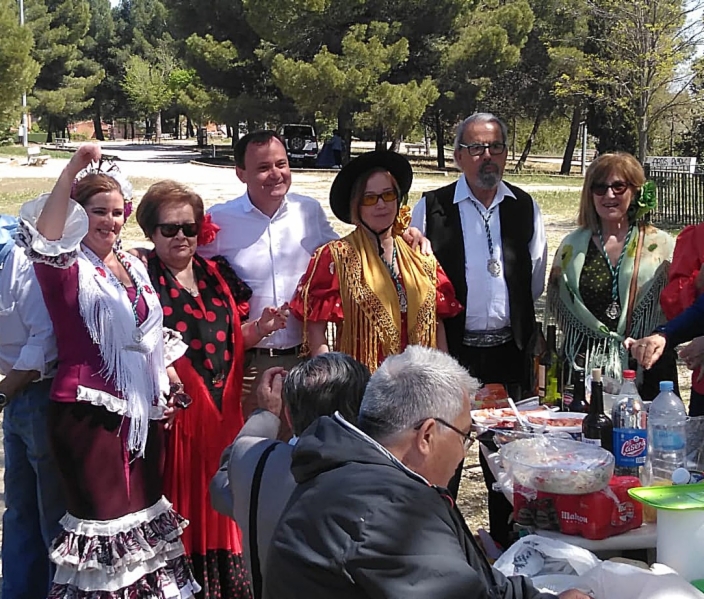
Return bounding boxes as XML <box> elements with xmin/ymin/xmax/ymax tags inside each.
<box><xmin>514</xmin><ymin>476</ymin><xmax>643</xmax><ymax>540</ymax></box>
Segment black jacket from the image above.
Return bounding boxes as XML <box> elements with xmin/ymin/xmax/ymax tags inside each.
<box><xmin>263</xmin><ymin>415</ymin><xmax>552</xmax><ymax>599</ymax></box>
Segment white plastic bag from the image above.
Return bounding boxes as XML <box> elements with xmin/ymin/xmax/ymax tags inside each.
<box><xmin>578</xmin><ymin>561</ymin><xmax>704</xmax><ymax>599</ymax></box>
<box><xmin>494</xmin><ymin>535</ymin><xmax>601</xmax><ymax>578</ymax></box>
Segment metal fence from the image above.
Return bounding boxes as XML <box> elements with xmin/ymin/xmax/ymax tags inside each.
<box><xmin>645</xmin><ymin>167</ymin><xmax>704</xmax><ymax>227</ymax></box>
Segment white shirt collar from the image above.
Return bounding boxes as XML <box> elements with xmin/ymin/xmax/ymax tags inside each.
<box><xmin>453</xmin><ymin>176</ymin><xmax>516</xmax><ymax>209</ymax></box>
<box><xmin>243</xmin><ymin>191</ymin><xmax>288</xmax><ymax>218</ymax></box>
<box><xmin>332</xmin><ymin>412</ymin><xmax>433</xmax><ymax>487</ymax></box>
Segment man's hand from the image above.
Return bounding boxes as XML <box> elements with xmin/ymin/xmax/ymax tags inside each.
<box><xmin>256</xmin><ymin>367</ymin><xmax>287</xmax><ymax>416</ymax></box>
<box><xmin>624</xmin><ymin>334</ymin><xmax>667</xmax><ymax>370</ymax></box>
<box><xmin>558</xmin><ymin>590</ymin><xmax>592</xmax><ymax>599</ymax></box>
<box><xmin>401</xmin><ymin>226</ymin><xmax>433</xmax><ymax>255</ymax></box>
<box><xmin>695</xmin><ymin>268</ymin><xmax>704</xmax><ymax>293</ymax></box>
<box><xmin>679</xmin><ymin>336</ymin><xmax>704</xmax><ymax>374</ymax></box>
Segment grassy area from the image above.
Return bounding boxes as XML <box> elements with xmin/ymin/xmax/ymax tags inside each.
<box><xmin>0</xmin><ymin>146</ymin><xmax>70</xmax><ymax>159</ymax></box>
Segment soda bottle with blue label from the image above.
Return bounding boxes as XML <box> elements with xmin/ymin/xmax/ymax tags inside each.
<box><xmin>612</xmin><ymin>370</ymin><xmax>647</xmax><ymax>477</ymax></box>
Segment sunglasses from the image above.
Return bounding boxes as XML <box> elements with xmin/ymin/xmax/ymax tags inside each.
<box><xmin>414</xmin><ymin>417</ymin><xmax>476</xmax><ymax>452</ymax></box>
<box><xmin>458</xmin><ymin>142</ymin><xmax>507</xmax><ymax>157</ymax></box>
<box><xmin>591</xmin><ymin>181</ymin><xmax>630</xmax><ymax>196</ymax></box>
<box><xmin>361</xmin><ymin>190</ymin><xmax>399</xmax><ymax>206</ymax></box>
<box><xmin>156</xmin><ymin>222</ymin><xmax>199</xmax><ymax>238</ymax></box>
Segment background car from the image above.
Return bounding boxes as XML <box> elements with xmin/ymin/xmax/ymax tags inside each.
<box><xmin>279</xmin><ymin>124</ymin><xmax>319</xmax><ymax>167</ymax></box>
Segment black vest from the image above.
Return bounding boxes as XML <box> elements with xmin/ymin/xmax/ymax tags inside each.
<box><xmin>424</xmin><ymin>181</ymin><xmax>536</xmax><ymax>358</ymax></box>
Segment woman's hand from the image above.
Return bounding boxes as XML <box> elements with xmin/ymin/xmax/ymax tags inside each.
<box><xmin>67</xmin><ymin>144</ymin><xmax>102</xmax><ymax>178</ymax></box>
<box><xmin>624</xmin><ymin>334</ymin><xmax>667</xmax><ymax>369</ymax></box>
<box><xmin>257</xmin><ymin>302</ymin><xmax>290</xmax><ymax>337</ymax></box>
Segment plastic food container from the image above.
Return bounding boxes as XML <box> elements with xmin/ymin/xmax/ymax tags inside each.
<box><xmin>500</xmin><ymin>437</ymin><xmax>615</xmax><ymax>495</ymax></box>
<box><xmin>523</xmin><ymin>412</ymin><xmax>586</xmax><ymax>441</ymax></box>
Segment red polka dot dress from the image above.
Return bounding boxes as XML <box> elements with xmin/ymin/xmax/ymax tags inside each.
<box><xmin>148</xmin><ymin>253</ymin><xmax>253</xmax><ymax>599</ymax></box>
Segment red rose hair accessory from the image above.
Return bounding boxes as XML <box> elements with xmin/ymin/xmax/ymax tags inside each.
<box><xmin>197</xmin><ymin>213</ymin><xmax>220</xmax><ymax>246</ymax></box>
<box><xmin>124</xmin><ymin>199</ymin><xmax>133</xmax><ymax>220</ymax></box>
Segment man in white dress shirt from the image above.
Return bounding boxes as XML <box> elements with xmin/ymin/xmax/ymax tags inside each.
<box><xmin>198</xmin><ymin>131</ymin><xmax>339</xmax><ymax>424</ymax></box>
<box><xmin>0</xmin><ymin>216</ymin><xmax>64</xmax><ymax>599</ymax></box>
<box><xmin>410</xmin><ymin>113</ymin><xmax>547</xmax><ymax>547</ymax></box>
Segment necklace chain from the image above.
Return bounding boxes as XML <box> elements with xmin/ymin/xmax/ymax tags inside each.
<box><xmin>380</xmin><ymin>242</ymin><xmax>407</xmax><ymax>312</ymax></box>
<box><xmin>597</xmin><ymin>225</ymin><xmax>634</xmax><ymax>306</ymax></box>
<box><xmin>470</xmin><ymin>200</ymin><xmax>498</xmax><ymax>258</ymax></box>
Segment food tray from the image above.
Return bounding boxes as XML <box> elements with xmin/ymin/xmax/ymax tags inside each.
<box><xmin>500</xmin><ymin>437</ymin><xmax>614</xmax><ymax>495</ymax></box>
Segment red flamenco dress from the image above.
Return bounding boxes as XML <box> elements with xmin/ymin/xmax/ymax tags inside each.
<box><xmin>149</xmin><ymin>252</ymin><xmax>253</xmax><ymax>599</ymax></box>
<box><xmin>290</xmin><ymin>242</ymin><xmax>462</xmax><ymax>370</ymax></box>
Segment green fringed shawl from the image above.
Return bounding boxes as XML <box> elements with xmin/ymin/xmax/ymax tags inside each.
<box><xmin>546</xmin><ymin>225</ymin><xmax>674</xmax><ymax>380</ymax></box>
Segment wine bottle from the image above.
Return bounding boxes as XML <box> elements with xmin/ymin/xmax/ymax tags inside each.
<box><xmin>540</xmin><ymin>325</ymin><xmax>560</xmax><ymax>407</ymax></box>
<box><xmin>567</xmin><ymin>369</ymin><xmax>589</xmax><ymax>413</ymax></box>
<box><xmin>532</xmin><ymin>322</ymin><xmax>547</xmax><ymax>398</ymax></box>
<box><xmin>582</xmin><ymin>368</ymin><xmax>613</xmax><ymax>452</ymax></box>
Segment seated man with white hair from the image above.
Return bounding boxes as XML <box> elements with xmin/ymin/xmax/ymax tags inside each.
<box><xmin>264</xmin><ymin>345</ymin><xmax>588</xmax><ymax>599</ymax></box>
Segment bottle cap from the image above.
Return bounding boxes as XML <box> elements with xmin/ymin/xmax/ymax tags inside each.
<box><xmin>672</xmin><ymin>467</ymin><xmax>691</xmax><ymax>485</ymax></box>
<box><xmin>659</xmin><ymin>381</ymin><xmax>674</xmax><ymax>392</ymax></box>
<box><xmin>591</xmin><ymin>368</ymin><xmax>602</xmax><ymax>382</ymax></box>
<box><xmin>623</xmin><ymin>370</ymin><xmax>636</xmax><ymax>379</ymax></box>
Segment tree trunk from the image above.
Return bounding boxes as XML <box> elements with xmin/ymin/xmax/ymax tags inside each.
<box><xmin>390</xmin><ymin>137</ymin><xmax>402</xmax><ymax>152</ymax></box>
<box><xmin>638</xmin><ymin>116</ymin><xmax>648</xmax><ymax>163</ymax></box>
<box><xmin>187</xmin><ymin>116</ymin><xmax>195</xmax><ymax>138</ymax></box>
<box><xmin>93</xmin><ymin>107</ymin><xmax>104</xmax><ymax>141</ymax></box>
<box><xmin>374</xmin><ymin>126</ymin><xmax>386</xmax><ymax>152</ymax></box>
<box><xmin>514</xmin><ymin>109</ymin><xmax>545</xmax><ymax>173</ymax></box>
<box><xmin>435</xmin><ymin>111</ymin><xmax>445</xmax><ymax>169</ymax></box>
<box><xmin>560</xmin><ymin>104</ymin><xmax>582</xmax><ymax>175</ymax></box>
<box><xmin>155</xmin><ymin>111</ymin><xmax>162</xmax><ymax>143</ymax></box>
<box><xmin>130</xmin><ymin>121</ymin><xmax>135</xmax><ymax>140</ymax></box>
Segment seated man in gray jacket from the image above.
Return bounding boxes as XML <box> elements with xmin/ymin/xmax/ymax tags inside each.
<box><xmin>210</xmin><ymin>352</ymin><xmax>370</xmax><ymax>596</ymax></box>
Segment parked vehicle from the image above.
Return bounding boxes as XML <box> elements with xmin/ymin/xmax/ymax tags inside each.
<box><xmin>279</xmin><ymin>124</ymin><xmax>318</xmax><ymax>167</ymax></box>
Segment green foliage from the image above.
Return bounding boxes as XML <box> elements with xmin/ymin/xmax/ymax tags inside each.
<box><xmin>27</xmin><ymin>0</ymin><xmax>102</xmax><ymax>135</ymax></box>
<box><xmin>122</xmin><ymin>54</ymin><xmax>174</xmax><ymax>116</ymax></box>
<box><xmin>269</xmin><ymin>23</ymin><xmax>409</xmax><ymax>119</ymax></box>
<box><xmin>0</xmin><ymin>0</ymin><xmax>40</xmax><ymax>129</ymax></box>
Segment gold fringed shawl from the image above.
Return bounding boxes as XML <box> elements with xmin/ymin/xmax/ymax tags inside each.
<box><xmin>299</xmin><ymin>222</ymin><xmax>438</xmax><ymax>372</ymax></box>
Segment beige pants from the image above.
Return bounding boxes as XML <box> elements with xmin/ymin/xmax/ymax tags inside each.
<box><xmin>241</xmin><ymin>350</ymin><xmax>304</xmax><ymax>441</ymax></box>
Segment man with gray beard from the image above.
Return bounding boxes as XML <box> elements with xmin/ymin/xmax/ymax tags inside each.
<box><xmin>411</xmin><ymin>113</ymin><xmax>546</xmax><ymax>547</ymax></box>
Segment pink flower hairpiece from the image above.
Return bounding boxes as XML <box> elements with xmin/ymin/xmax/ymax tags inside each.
<box><xmin>197</xmin><ymin>213</ymin><xmax>220</xmax><ymax>246</ymax></box>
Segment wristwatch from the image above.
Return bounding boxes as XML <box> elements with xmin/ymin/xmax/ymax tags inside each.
<box><xmin>0</xmin><ymin>393</ymin><xmax>8</xmax><ymax>411</ymax></box>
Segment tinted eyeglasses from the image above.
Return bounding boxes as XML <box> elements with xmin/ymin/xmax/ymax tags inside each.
<box><xmin>156</xmin><ymin>222</ymin><xmax>199</xmax><ymax>238</ymax></box>
<box><xmin>360</xmin><ymin>190</ymin><xmax>399</xmax><ymax>207</ymax></box>
<box><xmin>458</xmin><ymin>142</ymin><xmax>507</xmax><ymax>157</ymax></box>
<box><xmin>414</xmin><ymin>417</ymin><xmax>476</xmax><ymax>452</ymax></box>
<box><xmin>591</xmin><ymin>181</ymin><xmax>630</xmax><ymax>196</ymax></box>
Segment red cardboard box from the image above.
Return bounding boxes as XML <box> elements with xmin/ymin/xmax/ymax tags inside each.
<box><xmin>514</xmin><ymin>476</ymin><xmax>643</xmax><ymax>540</ymax></box>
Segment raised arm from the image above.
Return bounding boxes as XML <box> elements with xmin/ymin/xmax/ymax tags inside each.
<box><xmin>36</xmin><ymin>144</ymin><xmax>102</xmax><ymax>241</ymax></box>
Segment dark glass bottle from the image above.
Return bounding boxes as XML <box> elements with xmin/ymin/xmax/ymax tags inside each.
<box><xmin>582</xmin><ymin>368</ymin><xmax>613</xmax><ymax>452</ymax></box>
<box><xmin>531</xmin><ymin>322</ymin><xmax>548</xmax><ymax>397</ymax></box>
<box><xmin>567</xmin><ymin>369</ymin><xmax>589</xmax><ymax>413</ymax></box>
<box><xmin>539</xmin><ymin>325</ymin><xmax>560</xmax><ymax>407</ymax></box>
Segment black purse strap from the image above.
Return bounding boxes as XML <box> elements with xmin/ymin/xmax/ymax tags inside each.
<box><xmin>249</xmin><ymin>442</ymin><xmax>278</xmax><ymax>599</ymax></box>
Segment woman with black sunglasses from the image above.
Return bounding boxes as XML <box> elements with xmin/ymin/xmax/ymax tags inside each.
<box><xmin>290</xmin><ymin>151</ymin><xmax>461</xmax><ymax>373</ymax></box>
<box><xmin>135</xmin><ymin>180</ymin><xmax>287</xmax><ymax>599</ymax></box>
<box><xmin>546</xmin><ymin>152</ymin><xmax>676</xmax><ymax>400</ymax></box>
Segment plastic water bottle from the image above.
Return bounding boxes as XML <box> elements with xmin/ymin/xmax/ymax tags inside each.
<box><xmin>644</xmin><ymin>381</ymin><xmax>687</xmax><ymax>485</ymax></box>
<box><xmin>612</xmin><ymin>370</ymin><xmax>647</xmax><ymax>478</ymax></box>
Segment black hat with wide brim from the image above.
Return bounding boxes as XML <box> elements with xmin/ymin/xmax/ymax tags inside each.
<box><xmin>329</xmin><ymin>150</ymin><xmax>413</xmax><ymax>224</ymax></box>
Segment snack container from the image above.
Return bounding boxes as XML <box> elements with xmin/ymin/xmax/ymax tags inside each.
<box><xmin>500</xmin><ymin>437</ymin><xmax>614</xmax><ymax>495</ymax></box>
